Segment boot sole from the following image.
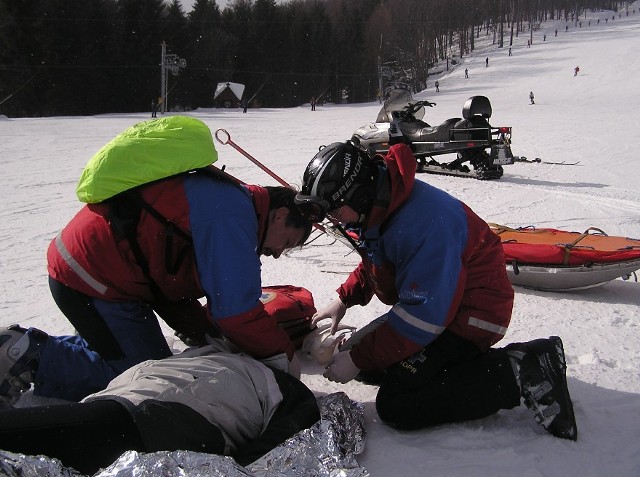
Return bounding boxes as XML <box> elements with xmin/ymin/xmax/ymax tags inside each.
<box><xmin>524</xmin><ymin>336</ymin><xmax>577</xmax><ymax>440</ymax></box>
<box><xmin>547</xmin><ymin>336</ymin><xmax>578</xmax><ymax>440</ymax></box>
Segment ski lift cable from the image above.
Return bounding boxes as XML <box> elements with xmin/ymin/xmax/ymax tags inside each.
<box><xmin>246</xmin><ymin>74</ymin><xmax>271</xmax><ymax>104</ymax></box>
<box><xmin>0</xmin><ymin>70</ymin><xmax>41</xmax><ymax>106</ymax></box>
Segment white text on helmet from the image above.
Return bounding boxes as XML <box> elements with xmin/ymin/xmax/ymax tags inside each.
<box><xmin>332</xmin><ymin>156</ymin><xmax>362</xmax><ymax>203</ymax></box>
<box><xmin>343</xmin><ymin>152</ymin><xmax>351</xmax><ymax>176</ymax></box>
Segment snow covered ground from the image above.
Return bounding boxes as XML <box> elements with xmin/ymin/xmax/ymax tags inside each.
<box><xmin>2</xmin><ymin>5</ymin><xmax>640</xmax><ymax>477</ymax></box>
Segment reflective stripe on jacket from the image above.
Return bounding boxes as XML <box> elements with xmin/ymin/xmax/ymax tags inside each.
<box><xmin>48</xmin><ymin>174</ymin><xmax>294</xmax><ymax>359</ymax></box>
<box><xmin>339</xmin><ymin>145</ymin><xmax>514</xmax><ymax>371</ymax></box>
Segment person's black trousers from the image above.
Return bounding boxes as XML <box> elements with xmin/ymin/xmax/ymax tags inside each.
<box><xmin>376</xmin><ymin>330</ymin><xmax>521</xmax><ymax>430</ymax></box>
<box><xmin>49</xmin><ymin>276</ymin><xmax>125</xmax><ymax>360</ymax></box>
<box><xmin>0</xmin><ymin>400</ymin><xmax>145</xmax><ymax>474</ymax></box>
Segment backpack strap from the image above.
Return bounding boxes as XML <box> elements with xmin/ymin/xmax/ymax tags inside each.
<box><xmin>106</xmin><ymin>191</ymin><xmax>168</xmax><ymax>303</ymax></box>
<box><xmin>106</xmin><ymin>166</ymin><xmax>245</xmax><ymax>302</ymax></box>
<box><xmin>107</xmin><ymin>183</ymin><xmax>200</xmax><ymax>302</ymax></box>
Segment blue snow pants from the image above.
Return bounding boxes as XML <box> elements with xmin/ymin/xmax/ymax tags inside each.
<box><xmin>33</xmin><ymin>278</ymin><xmax>172</xmax><ymax>401</ymax></box>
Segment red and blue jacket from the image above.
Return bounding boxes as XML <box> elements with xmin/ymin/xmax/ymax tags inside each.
<box><xmin>48</xmin><ymin>174</ymin><xmax>295</xmax><ymax>359</ymax></box>
<box><xmin>338</xmin><ymin>144</ymin><xmax>514</xmax><ymax>371</ymax></box>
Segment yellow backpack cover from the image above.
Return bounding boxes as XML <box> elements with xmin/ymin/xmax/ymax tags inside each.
<box><xmin>76</xmin><ymin>116</ymin><xmax>218</xmax><ymax>203</ymax></box>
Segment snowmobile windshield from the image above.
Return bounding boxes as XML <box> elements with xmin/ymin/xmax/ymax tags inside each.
<box><xmin>376</xmin><ymin>100</ymin><xmax>426</xmax><ymax>123</ymax></box>
<box><xmin>387</xmin><ymin>87</ymin><xmax>412</xmax><ymax>103</ymax></box>
<box><xmin>377</xmin><ymin>87</ymin><xmax>413</xmax><ymax>122</ymax></box>
<box><xmin>406</xmin><ymin>102</ymin><xmax>426</xmax><ymax>121</ymax></box>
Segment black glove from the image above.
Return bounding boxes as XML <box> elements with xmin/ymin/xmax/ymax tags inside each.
<box><xmin>174</xmin><ymin>331</ymin><xmax>207</xmax><ymax>347</ymax></box>
<box><xmin>388</xmin><ymin>115</ymin><xmax>408</xmax><ymax>146</ymax></box>
<box><xmin>174</xmin><ymin>325</ymin><xmax>223</xmax><ymax>347</ymax></box>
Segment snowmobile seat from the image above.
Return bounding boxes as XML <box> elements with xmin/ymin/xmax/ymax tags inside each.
<box><xmin>401</xmin><ymin>121</ymin><xmax>430</xmax><ymax>137</ymax></box>
<box><xmin>452</xmin><ymin>116</ymin><xmax>492</xmax><ymax>141</ymax></box>
<box><xmin>401</xmin><ymin>117</ymin><xmax>460</xmax><ymax>142</ymax></box>
<box><xmin>462</xmin><ymin>96</ymin><xmax>492</xmax><ymax>120</ymax></box>
<box><xmin>438</xmin><ymin>117</ymin><xmax>461</xmax><ymax>129</ymax></box>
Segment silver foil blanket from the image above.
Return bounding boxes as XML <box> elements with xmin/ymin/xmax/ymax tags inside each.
<box><xmin>0</xmin><ymin>392</ymin><xmax>369</xmax><ymax>477</ymax></box>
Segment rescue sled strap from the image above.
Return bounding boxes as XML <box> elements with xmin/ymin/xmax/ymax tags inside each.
<box><xmin>488</xmin><ymin>223</ymin><xmax>538</xmax><ymax>235</ymax></box>
<box><xmin>559</xmin><ymin>227</ymin><xmax>608</xmax><ymax>265</ymax></box>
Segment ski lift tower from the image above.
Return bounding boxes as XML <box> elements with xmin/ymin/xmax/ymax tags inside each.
<box><xmin>160</xmin><ymin>42</ymin><xmax>186</xmax><ymax>113</ymax></box>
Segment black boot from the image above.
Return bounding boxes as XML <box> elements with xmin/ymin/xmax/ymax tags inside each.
<box><xmin>506</xmin><ymin>336</ymin><xmax>577</xmax><ymax>441</ymax></box>
<box><xmin>0</xmin><ymin>325</ymin><xmax>48</xmax><ymax>407</ymax></box>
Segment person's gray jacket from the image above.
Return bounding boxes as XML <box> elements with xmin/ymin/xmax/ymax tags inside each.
<box><xmin>85</xmin><ymin>341</ymin><xmax>287</xmax><ymax>454</ymax></box>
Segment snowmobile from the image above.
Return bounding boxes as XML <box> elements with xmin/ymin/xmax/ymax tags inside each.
<box><xmin>351</xmin><ymin>88</ymin><xmax>514</xmax><ymax>179</ymax></box>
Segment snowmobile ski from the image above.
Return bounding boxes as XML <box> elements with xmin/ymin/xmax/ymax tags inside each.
<box><xmin>514</xmin><ymin>156</ymin><xmax>581</xmax><ymax>166</ymax></box>
<box><xmin>417</xmin><ymin>159</ymin><xmax>504</xmax><ymax>180</ymax></box>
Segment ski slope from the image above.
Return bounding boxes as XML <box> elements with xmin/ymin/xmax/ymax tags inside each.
<box><xmin>1</xmin><ymin>5</ymin><xmax>639</xmax><ymax>476</ymax></box>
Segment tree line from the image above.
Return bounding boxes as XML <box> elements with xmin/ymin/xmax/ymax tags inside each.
<box><xmin>0</xmin><ymin>0</ymin><xmax>628</xmax><ymax>117</ymax></box>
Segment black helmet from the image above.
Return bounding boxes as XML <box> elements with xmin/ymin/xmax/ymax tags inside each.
<box><xmin>295</xmin><ymin>141</ymin><xmax>376</xmax><ymax>223</ymax></box>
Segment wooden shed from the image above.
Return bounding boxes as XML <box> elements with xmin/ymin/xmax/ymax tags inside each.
<box><xmin>214</xmin><ymin>82</ymin><xmax>245</xmax><ymax>108</ymax></box>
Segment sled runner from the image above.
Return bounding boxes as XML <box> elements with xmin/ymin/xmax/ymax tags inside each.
<box><xmin>490</xmin><ymin>224</ymin><xmax>640</xmax><ymax>291</ymax></box>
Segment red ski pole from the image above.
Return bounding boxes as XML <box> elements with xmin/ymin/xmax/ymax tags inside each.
<box><xmin>215</xmin><ymin>129</ymin><xmax>290</xmax><ymax>188</ymax></box>
<box><xmin>214</xmin><ymin>129</ymin><xmax>361</xmax><ymax>248</ymax></box>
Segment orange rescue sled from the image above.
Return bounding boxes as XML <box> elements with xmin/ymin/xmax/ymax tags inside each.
<box><xmin>490</xmin><ymin>224</ymin><xmax>640</xmax><ymax>291</ymax></box>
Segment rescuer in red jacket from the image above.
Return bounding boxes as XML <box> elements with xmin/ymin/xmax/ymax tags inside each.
<box><xmin>294</xmin><ymin>134</ymin><xmax>577</xmax><ymax>441</ymax></box>
<box><xmin>0</xmin><ymin>173</ymin><xmax>313</xmax><ymax>404</ymax></box>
